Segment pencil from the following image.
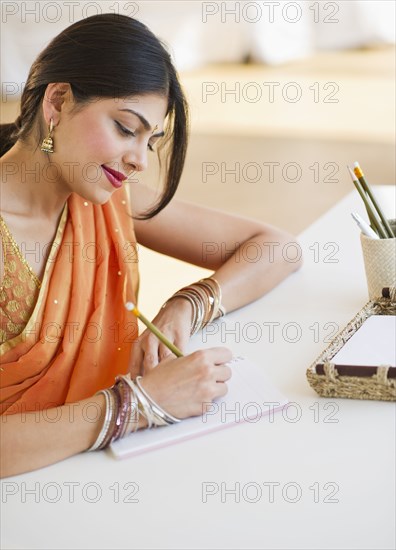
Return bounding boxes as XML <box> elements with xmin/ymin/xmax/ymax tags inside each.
<box><xmin>351</xmin><ymin>172</ymin><xmax>377</xmax><ymax>231</ymax></box>
<box><xmin>347</xmin><ymin>166</ymin><xmax>377</xmax><ymax>232</ymax></box>
<box><xmin>347</xmin><ymin>166</ymin><xmax>387</xmax><ymax>239</ymax></box>
<box><xmin>125</xmin><ymin>302</ymin><xmax>184</xmax><ymax>358</ymax></box>
<box><xmin>353</xmin><ymin>162</ymin><xmax>394</xmax><ymax>238</ymax></box>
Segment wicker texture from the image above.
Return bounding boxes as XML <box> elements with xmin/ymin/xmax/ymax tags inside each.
<box><xmin>306</xmin><ymin>291</ymin><xmax>396</xmax><ymax>402</ymax></box>
<box><xmin>360</xmin><ymin>220</ymin><xmax>396</xmax><ymax>300</ymax></box>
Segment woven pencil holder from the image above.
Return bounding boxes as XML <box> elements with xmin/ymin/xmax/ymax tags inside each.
<box><xmin>360</xmin><ymin>219</ymin><xmax>396</xmax><ymax>300</ymax></box>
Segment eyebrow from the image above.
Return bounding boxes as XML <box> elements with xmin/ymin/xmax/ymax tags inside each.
<box><xmin>118</xmin><ymin>108</ymin><xmax>165</xmax><ymax>137</ymax></box>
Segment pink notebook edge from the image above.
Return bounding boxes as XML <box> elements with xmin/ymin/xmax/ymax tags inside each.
<box><xmin>108</xmin><ymin>400</ymin><xmax>289</xmax><ymax>460</ymax></box>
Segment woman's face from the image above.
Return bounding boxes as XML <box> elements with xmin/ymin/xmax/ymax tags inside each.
<box><xmin>49</xmin><ymin>92</ymin><xmax>168</xmax><ymax>204</ymax></box>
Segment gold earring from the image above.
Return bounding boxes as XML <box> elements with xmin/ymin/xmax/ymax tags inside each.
<box><xmin>41</xmin><ymin>118</ymin><xmax>55</xmax><ymax>153</ymax></box>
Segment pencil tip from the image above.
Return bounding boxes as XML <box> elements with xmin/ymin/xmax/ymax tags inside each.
<box><xmin>347</xmin><ymin>165</ymin><xmax>356</xmax><ymax>179</ymax></box>
<box><xmin>125</xmin><ymin>302</ymin><xmax>135</xmax><ymax>311</ymax></box>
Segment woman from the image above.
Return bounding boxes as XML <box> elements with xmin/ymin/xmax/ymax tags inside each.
<box><xmin>0</xmin><ymin>14</ymin><xmax>302</xmax><ymax>477</ymax></box>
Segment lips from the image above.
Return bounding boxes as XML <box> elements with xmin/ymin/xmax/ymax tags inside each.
<box><xmin>102</xmin><ymin>165</ymin><xmax>127</xmax><ymax>189</ymax></box>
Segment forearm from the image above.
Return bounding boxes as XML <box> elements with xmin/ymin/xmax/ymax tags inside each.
<box><xmin>0</xmin><ymin>394</ymin><xmax>147</xmax><ymax>478</ymax></box>
<box><xmin>0</xmin><ymin>394</ymin><xmax>106</xmax><ymax>478</ymax></box>
<box><xmin>212</xmin><ymin>229</ymin><xmax>302</xmax><ymax>313</ymax></box>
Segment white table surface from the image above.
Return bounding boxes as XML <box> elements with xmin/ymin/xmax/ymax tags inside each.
<box><xmin>1</xmin><ymin>186</ymin><xmax>395</xmax><ymax>550</ymax></box>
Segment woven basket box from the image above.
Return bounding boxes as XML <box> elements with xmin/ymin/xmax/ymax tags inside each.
<box><xmin>306</xmin><ymin>288</ymin><xmax>396</xmax><ymax>402</ymax></box>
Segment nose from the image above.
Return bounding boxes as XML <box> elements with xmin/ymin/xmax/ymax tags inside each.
<box><xmin>123</xmin><ymin>142</ymin><xmax>148</xmax><ymax>174</ymax></box>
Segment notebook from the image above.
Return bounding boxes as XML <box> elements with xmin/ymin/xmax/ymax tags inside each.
<box><xmin>110</xmin><ymin>356</ymin><xmax>288</xmax><ymax>459</ymax></box>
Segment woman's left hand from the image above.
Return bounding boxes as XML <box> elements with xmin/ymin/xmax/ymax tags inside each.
<box><xmin>129</xmin><ymin>297</ymin><xmax>192</xmax><ymax>375</ymax></box>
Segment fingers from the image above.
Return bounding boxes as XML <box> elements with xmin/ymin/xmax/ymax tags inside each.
<box><xmin>190</xmin><ymin>347</ymin><xmax>233</xmax><ymax>366</ymax></box>
<box><xmin>144</xmin><ymin>340</ymin><xmax>180</xmax><ymax>371</ymax></box>
<box><xmin>130</xmin><ymin>308</ymin><xmax>191</xmax><ymax>374</ymax></box>
<box><xmin>213</xmin><ymin>363</ymin><xmax>232</xmax><ymax>383</ymax></box>
<box><xmin>129</xmin><ymin>344</ymin><xmax>144</xmax><ymax>376</ymax></box>
<box><xmin>142</xmin><ymin>347</ymin><xmax>159</xmax><ymax>372</ymax></box>
<box><xmin>158</xmin><ymin>345</ymin><xmax>173</xmax><ymax>362</ymax></box>
<box><xmin>158</xmin><ymin>328</ymin><xmax>189</xmax><ymax>362</ymax></box>
<box><xmin>215</xmin><ymin>381</ymin><xmax>229</xmax><ymax>399</ymax></box>
<box><xmin>145</xmin><ymin>335</ymin><xmax>187</xmax><ymax>367</ymax></box>
<box><xmin>139</xmin><ymin>346</ymin><xmax>234</xmax><ymax>419</ymax></box>
<box><xmin>130</xmin><ymin>335</ymin><xmax>159</xmax><ymax>375</ymax></box>
<box><xmin>156</xmin><ymin>353</ymin><xmax>175</xmax><ymax>366</ymax></box>
<box><xmin>191</xmin><ymin>348</ymin><xmax>233</xmax><ymax>400</ymax></box>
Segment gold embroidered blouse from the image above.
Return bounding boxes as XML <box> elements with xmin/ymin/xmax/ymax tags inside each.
<box><xmin>0</xmin><ymin>215</ymin><xmax>41</xmax><ymax>344</ymax></box>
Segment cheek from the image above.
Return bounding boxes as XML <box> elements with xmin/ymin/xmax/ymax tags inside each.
<box><xmin>85</xmin><ymin>133</ymin><xmax>118</xmax><ymax>159</ymax></box>
<box><xmin>62</xmin><ymin>115</ymin><xmax>119</xmax><ymax>162</ymax></box>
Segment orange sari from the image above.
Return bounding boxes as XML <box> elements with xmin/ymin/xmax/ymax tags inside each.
<box><xmin>0</xmin><ymin>186</ymin><xmax>140</xmax><ymax>415</ymax></box>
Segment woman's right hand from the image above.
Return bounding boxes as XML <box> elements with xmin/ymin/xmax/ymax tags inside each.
<box><xmin>138</xmin><ymin>347</ymin><xmax>233</xmax><ymax>420</ymax></box>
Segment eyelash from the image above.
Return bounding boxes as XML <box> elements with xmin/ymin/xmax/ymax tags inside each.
<box><xmin>115</xmin><ymin>121</ymin><xmax>155</xmax><ymax>152</ymax></box>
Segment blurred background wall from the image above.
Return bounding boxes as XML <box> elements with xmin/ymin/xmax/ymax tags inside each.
<box><xmin>2</xmin><ymin>1</ymin><xmax>395</xmax><ymax>76</ymax></box>
<box><xmin>1</xmin><ymin>1</ymin><xmax>395</xmax><ymax>311</ymax></box>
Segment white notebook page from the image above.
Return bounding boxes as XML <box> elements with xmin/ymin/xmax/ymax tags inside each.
<box><xmin>110</xmin><ymin>357</ymin><xmax>288</xmax><ymax>459</ymax></box>
<box><xmin>331</xmin><ymin>315</ymin><xmax>396</xmax><ymax>367</ymax></box>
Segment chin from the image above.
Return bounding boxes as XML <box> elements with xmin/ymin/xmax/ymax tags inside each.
<box><xmin>80</xmin><ymin>189</ymin><xmax>114</xmax><ymax>206</ymax></box>
<box><xmin>92</xmin><ymin>195</ymin><xmax>113</xmax><ymax>206</ymax></box>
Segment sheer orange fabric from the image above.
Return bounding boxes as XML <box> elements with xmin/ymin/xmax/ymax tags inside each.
<box><xmin>0</xmin><ymin>186</ymin><xmax>140</xmax><ymax>415</ymax></box>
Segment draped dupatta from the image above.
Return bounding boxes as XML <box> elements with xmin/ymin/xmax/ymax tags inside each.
<box><xmin>0</xmin><ymin>186</ymin><xmax>140</xmax><ymax>414</ymax></box>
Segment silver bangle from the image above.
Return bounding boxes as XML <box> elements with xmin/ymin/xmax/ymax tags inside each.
<box><xmin>87</xmin><ymin>389</ymin><xmax>113</xmax><ymax>452</ymax></box>
<box><xmin>124</xmin><ymin>390</ymin><xmax>140</xmax><ymax>436</ymax></box>
<box><xmin>121</xmin><ymin>375</ymin><xmax>157</xmax><ymax>428</ymax></box>
<box><xmin>135</xmin><ymin>376</ymin><xmax>182</xmax><ymax>424</ymax></box>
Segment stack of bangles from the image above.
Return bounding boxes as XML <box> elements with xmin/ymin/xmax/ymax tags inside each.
<box><xmin>87</xmin><ymin>374</ymin><xmax>181</xmax><ymax>452</ymax></box>
<box><xmin>87</xmin><ymin>277</ymin><xmax>226</xmax><ymax>452</ymax></box>
<box><xmin>162</xmin><ymin>277</ymin><xmax>226</xmax><ymax>335</ymax></box>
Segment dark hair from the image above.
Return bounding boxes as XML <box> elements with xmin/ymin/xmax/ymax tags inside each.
<box><xmin>0</xmin><ymin>13</ymin><xmax>189</xmax><ymax>219</ymax></box>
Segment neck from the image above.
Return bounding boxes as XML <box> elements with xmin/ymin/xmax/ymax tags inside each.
<box><xmin>0</xmin><ymin>140</ymin><xmax>71</xmax><ymax>220</ymax></box>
